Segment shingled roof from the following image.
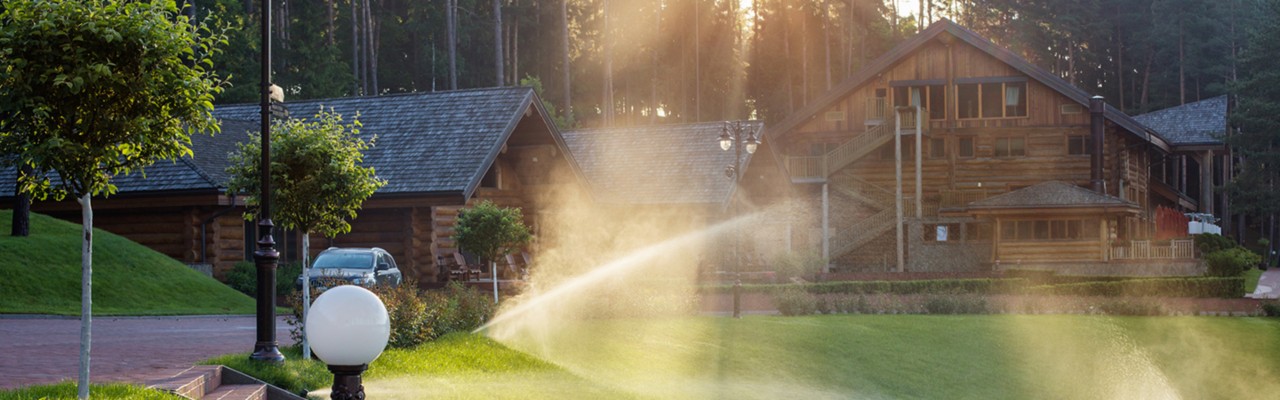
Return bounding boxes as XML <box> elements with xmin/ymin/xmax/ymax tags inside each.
<box><xmin>213</xmin><ymin>87</ymin><xmax>554</xmax><ymax>199</ymax></box>
<box><xmin>0</xmin><ymin>119</ymin><xmax>256</xmax><ymax>197</ymax></box>
<box><xmin>766</xmin><ymin>18</ymin><xmax>1170</xmax><ymax>152</ymax></box>
<box><xmin>967</xmin><ymin>181</ymin><xmax>1138</xmax><ymax>211</ymax></box>
<box><xmin>562</xmin><ymin>121</ymin><xmax>763</xmax><ymax>205</ymax></box>
<box><xmin>1132</xmin><ymin>95</ymin><xmax>1227</xmax><ymax>147</ymax></box>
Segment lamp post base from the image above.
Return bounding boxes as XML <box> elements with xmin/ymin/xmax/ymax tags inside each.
<box><xmin>250</xmin><ymin>343</ymin><xmax>285</xmax><ymax>363</ymax></box>
<box><xmin>328</xmin><ymin>364</ymin><xmax>368</xmax><ymax>400</ymax></box>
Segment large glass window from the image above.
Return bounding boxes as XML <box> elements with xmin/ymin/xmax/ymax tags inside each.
<box><xmin>957</xmin><ymin>80</ymin><xmax>1027</xmax><ymax>119</ymax></box>
<box><xmin>894</xmin><ymin>85</ymin><xmax>947</xmax><ymax>120</ymax></box>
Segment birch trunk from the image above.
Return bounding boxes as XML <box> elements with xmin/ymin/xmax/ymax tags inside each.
<box><xmin>77</xmin><ymin>193</ymin><xmax>93</xmax><ymax>400</ymax></box>
<box><xmin>491</xmin><ymin>260</ymin><xmax>499</xmax><ymax>303</ymax></box>
<box><xmin>301</xmin><ymin>232</ymin><xmax>311</xmax><ymax>360</ymax></box>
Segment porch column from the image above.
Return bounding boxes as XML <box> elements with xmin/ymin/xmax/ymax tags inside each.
<box><xmin>822</xmin><ymin>183</ymin><xmax>830</xmax><ymax>272</ymax></box>
<box><xmin>1200</xmin><ymin>150</ymin><xmax>1214</xmax><ymax>215</ymax></box>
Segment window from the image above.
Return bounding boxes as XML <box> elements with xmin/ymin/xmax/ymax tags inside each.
<box><xmin>957</xmin><ymin>137</ymin><xmax>975</xmax><ymax>158</ymax></box>
<box><xmin>1067</xmin><ymin>135</ymin><xmax>1092</xmax><ymax>156</ymax></box>
<box><xmin>957</xmin><ymin>80</ymin><xmax>1027</xmax><ymax>119</ymax></box>
<box><xmin>958</xmin><ymin>84</ymin><xmax>980</xmax><ymax>119</ymax></box>
<box><xmin>995</xmin><ymin>137</ymin><xmax>1025</xmax><ymax>157</ymax></box>
<box><xmin>981</xmin><ymin>83</ymin><xmax>1003</xmax><ymax>118</ymax></box>
<box><xmin>926</xmin><ymin>223</ymin><xmax>962</xmax><ymax>242</ymax></box>
<box><xmin>928</xmin><ymin>85</ymin><xmax>947</xmax><ymax>120</ymax></box>
<box><xmin>1005</xmin><ymin>82</ymin><xmax>1027</xmax><ymax>117</ymax></box>
<box><xmin>1000</xmin><ymin>219</ymin><xmax>1099</xmax><ymax>241</ymax></box>
<box><xmin>893</xmin><ymin>84</ymin><xmax>947</xmax><ymax>120</ymax></box>
<box><xmin>929</xmin><ymin>138</ymin><xmax>946</xmax><ymax>159</ymax></box>
<box><xmin>966</xmin><ymin>223</ymin><xmax>993</xmax><ymax>241</ymax></box>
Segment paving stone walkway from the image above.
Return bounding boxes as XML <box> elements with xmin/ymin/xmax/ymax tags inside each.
<box><xmin>1247</xmin><ymin>268</ymin><xmax>1280</xmax><ymax>299</ymax></box>
<box><xmin>0</xmin><ymin>315</ymin><xmax>292</xmax><ymax>389</ymax></box>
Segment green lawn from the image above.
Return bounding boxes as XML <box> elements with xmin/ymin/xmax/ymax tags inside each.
<box><xmin>1245</xmin><ymin>267</ymin><xmax>1263</xmax><ymax>294</ymax></box>
<box><xmin>217</xmin><ymin>315</ymin><xmax>1280</xmax><ymax>400</ymax></box>
<box><xmin>0</xmin><ymin>382</ymin><xmax>180</xmax><ymax>400</ymax></box>
<box><xmin>0</xmin><ymin>210</ymin><xmax>256</xmax><ymax>315</ymax></box>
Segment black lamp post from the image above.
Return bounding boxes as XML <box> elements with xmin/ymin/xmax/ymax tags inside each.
<box><xmin>250</xmin><ymin>0</ymin><xmax>285</xmax><ymax>363</ymax></box>
<box><xmin>718</xmin><ymin>121</ymin><xmax>758</xmax><ymax>319</ymax></box>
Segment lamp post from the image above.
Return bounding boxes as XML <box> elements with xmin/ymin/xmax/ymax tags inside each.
<box><xmin>718</xmin><ymin>121</ymin><xmax>758</xmax><ymax>319</ymax></box>
<box><xmin>307</xmin><ymin>285</ymin><xmax>390</xmax><ymax>400</ymax></box>
<box><xmin>250</xmin><ymin>0</ymin><xmax>285</xmax><ymax>363</ymax></box>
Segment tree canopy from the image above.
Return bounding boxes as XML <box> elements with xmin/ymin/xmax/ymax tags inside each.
<box><xmin>225</xmin><ymin>108</ymin><xmax>386</xmax><ymax>238</ymax></box>
<box><xmin>0</xmin><ymin>0</ymin><xmax>226</xmax><ymax>200</ymax></box>
<box><xmin>454</xmin><ymin>200</ymin><xmax>533</xmax><ymax>264</ymax></box>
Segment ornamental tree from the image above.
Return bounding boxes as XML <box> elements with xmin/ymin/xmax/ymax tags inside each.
<box><xmin>454</xmin><ymin>200</ymin><xmax>533</xmax><ymax>303</ymax></box>
<box><xmin>0</xmin><ymin>1</ymin><xmax>226</xmax><ymax>397</ymax></box>
<box><xmin>225</xmin><ymin>107</ymin><xmax>385</xmax><ymax>359</ymax></box>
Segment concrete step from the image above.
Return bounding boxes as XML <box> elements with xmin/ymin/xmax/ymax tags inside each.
<box><xmin>202</xmin><ymin>383</ymin><xmax>266</xmax><ymax>400</ymax></box>
<box><xmin>144</xmin><ymin>365</ymin><xmax>221</xmax><ymax>399</ymax></box>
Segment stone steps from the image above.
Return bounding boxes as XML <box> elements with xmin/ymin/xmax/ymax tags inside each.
<box><xmin>144</xmin><ymin>365</ymin><xmax>303</xmax><ymax>400</ymax></box>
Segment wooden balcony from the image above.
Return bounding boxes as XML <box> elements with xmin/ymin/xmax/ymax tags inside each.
<box><xmin>865</xmin><ymin>98</ymin><xmax>887</xmax><ymax>126</ymax></box>
<box><xmin>939</xmin><ymin>189</ymin><xmax>999</xmax><ymax>209</ymax></box>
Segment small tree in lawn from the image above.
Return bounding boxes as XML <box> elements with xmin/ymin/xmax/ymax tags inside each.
<box><xmin>454</xmin><ymin>200</ymin><xmax>532</xmax><ymax>303</ymax></box>
<box><xmin>0</xmin><ymin>1</ymin><xmax>225</xmax><ymax>398</ymax></box>
<box><xmin>225</xmin><ymin>108</ymin><xmax>385</xmax><ymax>360</ymax></box>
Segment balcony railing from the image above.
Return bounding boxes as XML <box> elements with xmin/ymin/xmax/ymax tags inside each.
<box><xmin>786</xmin><ymin>156</ymin><xmax>826</xmax><ymax>181</ymax></box>
<box><xmin>939</xmin><ymin>189</ymin><xmax>999</xmax><ymax>209</ymax></box>
<box><xmin>1109</xmin><ymin>239</ymin><xmax>1197</xmax><ymax>260</ymax></box>
<box><xmin>896</xmin><ymin>106</ymin><xmax>926</xmax><ymax>133</ymax></box>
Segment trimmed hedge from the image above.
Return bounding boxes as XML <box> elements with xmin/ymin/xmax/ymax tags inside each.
<box><xmin>1023</xmin><ymin>277</ymin><xmax>1244</xmax><ymax>298</ymax></box>
<box><xmin>706</xmin><ymin>276</ymin><xmax>1244</xmax><ymax>299</ymax></box>
<box><xmin>704</xmin><ymin>278</ymin><xmax>1028</xmax><ymax>296</ymax></box>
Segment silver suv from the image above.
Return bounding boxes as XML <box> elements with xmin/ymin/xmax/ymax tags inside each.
<box><xmin>297</xmin><ymin>247</ymin><xmax>402</xmax><ymax>291</ymax></box>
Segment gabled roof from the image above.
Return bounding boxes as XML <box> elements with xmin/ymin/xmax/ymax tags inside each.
<box><xmin>968</xmin><ymin>181</ymin><xmax>1137</xmax><ymax>211</ymax></box>
<box><xmin>1132</xmin><ymin>95</ymin><xmax>1227</xmax><ymax>147</ymax></box>
<box><xmin>562</xmin><ymin>121</ymin><xmax>763</xmax><ymax>206</ymax></box>
<box><xmin>0</xmin><ymin>119</ymin><xmax>256</xmax><ymax>196</ymax></box>
<box><xmin>766</xmin><ymin>19</ymin><xmax>1170</xmax><ymax>152</ymax></box>
<box><xmin>213</xmin><ymin>87</ymin><xmax>555</xmax><ymax>199</ymax></box>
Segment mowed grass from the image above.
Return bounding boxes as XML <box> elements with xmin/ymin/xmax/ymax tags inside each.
<box><xmin>219</xmin><ymin>315</ymin><xmax>1280</xmax><ymax>400</ymax></box>
<box><xmin>204</xmin><ymin>333</ymin><xmax>633</xmax><ymax>399</ymax></box>
<box><xmin>0</xmin><ymin>210</ymin><xmax>255</xmax><ymax>315</ymax></box>
<box><xmin>0</xmin><ymin>382</ymin><xmax>181</xmax><ymax>400</ymax></box>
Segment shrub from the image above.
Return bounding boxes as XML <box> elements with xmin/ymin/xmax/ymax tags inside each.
<box><xmin>712</xmin><ymin>278</ymin><xmax>1028</xmax><ymax>296</ymax></box>
<box><xmin>435</xmin><ymin>282</ymin><xmax>496</xmax><ymax>334</ymax></box>
<box><xmin>923</xmin><ymin>295</ymin><xmax>990</xmax><ymax>315</ymax></box>
<box><xmin>774</xmin><ymin>288</ymin><xmax>818</xmax><ymax>316</ymax></box>
<box><xmin>1195</xmin><ymin>233</ymin><xmax>1237</xmax><ymax>254</ymax></box>
<box><xmin>1024</xmin><ymin>277</ymin><xmax>1244</xmax><ymax>298</ymax></box>
<box><xmin>1261</xmin><ymin>301</ymin><xmax>1280</xmax><ymax>317</ymax></box>
<box><xmin>225</xmin><ymin>261</ymin><xmax>302</xmax><ymax>298</ymax></box>
<box><xmin>372</xmin><ymin>280</ymin><xmax>436</xmax><ymax>348</ymax></box>
<box><xmin>1204</xmin><ymin>248</ymin><xmax>1262</xmax><ymax>277</ymax></box>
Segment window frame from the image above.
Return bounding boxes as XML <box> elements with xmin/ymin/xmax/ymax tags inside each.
<box><xmin>955</xmin><ymin>79</ymin><xmax>1029</xmax><ymax>120</ymax></box>
<box><xmin>1067</xmin><ymin>134</ymin><xmax>1093</xmax><ymax>156</ymax></box>
<box><xmin>957</xmin><ymin>136</ymin><xmax>976</xmax><ymax>159</ymax></box>
<box><xmin>929</xmin><ymin>137</ymin><xmax>946</xmax><ymax>159</ymax></box>
<box><xmin>994</xmin><ymin>136</ymin><xmax>1026</xmax><ymax>158</ymax></box>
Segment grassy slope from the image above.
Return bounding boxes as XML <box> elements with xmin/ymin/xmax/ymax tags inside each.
<box><xmin>1244</xmin><ymin>267</ymin><xmax>1263</xmax><ymax>294</ymax></box>
<box><xmin>218</xmin><ymin>316</ymin><xmax>1280</xmax><ymax>400</ymax></box>
<box><xmin>0</xmin><ymin>210</ymin><xmax>255</xmax><ymax>315</ymax></box>
<box><xmin>0</xmin><ymin>382</ymin><xmax>180</xmax><ymax>400</ymax></box>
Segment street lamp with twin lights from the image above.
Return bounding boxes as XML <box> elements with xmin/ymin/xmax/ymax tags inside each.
<box><xmin>718</xmin><ymin>121</ymin><xmax>759</xmax><ymax>319</ymax></box>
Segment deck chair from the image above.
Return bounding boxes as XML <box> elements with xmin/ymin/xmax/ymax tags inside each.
<box><xmin>504</xmin><ymin>254</ymin><xmax>526</xmax><ymax>280</ymax></box>
<box><xmin>438</xmin><ymin>255</ymin><xmax>462</xmax><ymax>282</ymax></box>
<box><xmin>454</xmin><ymin>252</ymin><xmax>481</xmax><ymax>281</ymax></box>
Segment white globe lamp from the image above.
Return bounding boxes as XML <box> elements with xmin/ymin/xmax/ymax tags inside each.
<box><xmin>306</xmin><ymin>285</ymin><xmax>390</xmax><ymax>399</ymax></box>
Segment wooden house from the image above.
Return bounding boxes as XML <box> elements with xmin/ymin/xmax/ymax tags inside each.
<box><xmin>766</xmin><ymin>19</ymin><xmax>1218</xmax><ymax>276</ymax></box>
<box><xmin>3</xmin><ymin>87</ymin><xmax>589</xmax><ymax>283</ymax></box>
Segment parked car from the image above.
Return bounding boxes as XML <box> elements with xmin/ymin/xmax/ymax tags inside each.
<box><xmin>297</xmin><ymin>247</ymin><xmax>402</xmax><ymax>291</ymax></box>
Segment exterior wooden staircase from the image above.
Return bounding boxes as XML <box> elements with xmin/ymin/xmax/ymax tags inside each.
<box><xmin>144</xmin><ymin>365</ymin><xmax>304</xmax><ymax>400</ymax></box>
<box><xmin>827</xmin><ymin>176</ymin><xmax>912</xmax><ymax>259</ymax></box>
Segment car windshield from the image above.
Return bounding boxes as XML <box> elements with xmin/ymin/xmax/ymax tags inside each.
<box><xmin>312</xmin><ymin>252</ymin><xmax>374</xmax><ymax>269</ymax></box>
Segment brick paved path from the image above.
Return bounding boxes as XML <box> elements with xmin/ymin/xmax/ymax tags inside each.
<box><xmin>0</xmin><ymin>315</ymin><xmax>292</xmax><ymax>389</ymax></box>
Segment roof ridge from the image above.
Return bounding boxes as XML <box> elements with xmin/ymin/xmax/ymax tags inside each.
<box><xmin>213</xmin><ymin>86</ymin><xmax>535</xmax><ymax>109</ymax></box>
